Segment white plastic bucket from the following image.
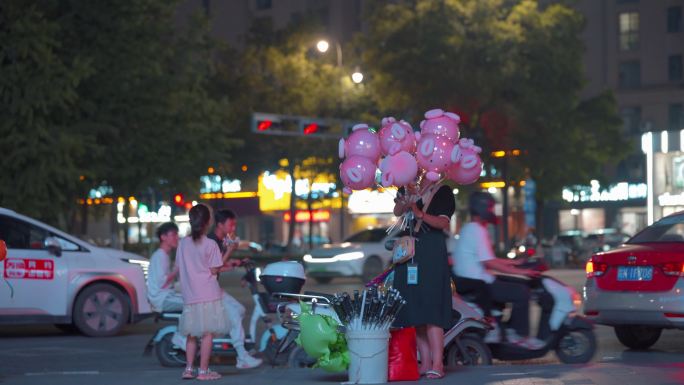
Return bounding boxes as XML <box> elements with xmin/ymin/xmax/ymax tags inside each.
<box><xmin>345</xmin><ymin>329</ymin><xmax>390</xmax><ymax>384</ymax></box>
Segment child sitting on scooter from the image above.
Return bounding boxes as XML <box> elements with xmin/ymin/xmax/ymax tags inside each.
<box><xmin>176</xmin><ymin>203</ymin><xmax>234</xmax><ymax>380</ymax></box>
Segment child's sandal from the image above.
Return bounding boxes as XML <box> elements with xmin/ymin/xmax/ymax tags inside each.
<box><xmin>181</xmin><ymin>367</ymin><xmax>195</xmax><ymax>380</ymax></box>
<box><xmin>197</xmin><ymin>369</ymin><xmax>221</xmax><ymax>381</ymax></box>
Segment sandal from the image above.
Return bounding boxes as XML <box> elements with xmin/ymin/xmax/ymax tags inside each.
<box><xmin>181</xmin><ymin>367</ymin><xmax>195</xmax><ymax>380</ymax></box>
<box><xmin>425</xmin><ymin>369</ymin><xmax>445</xmax><ymax>380</ymax></box>
<box><xmin>197</xmin><ymin>369</ymin><xmax>221</xmax><ymax>381</ymax></box>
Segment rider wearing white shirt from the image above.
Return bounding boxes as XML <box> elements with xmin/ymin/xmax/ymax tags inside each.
<box><xmin>147</xmin><ymin>222</ymin><xmax>183</xmax><ymax>312</ymax></box>
<box><xmin>452</xmin><ymin>192</ymin><xmax>544</xmax><ymax>349</ymax></box>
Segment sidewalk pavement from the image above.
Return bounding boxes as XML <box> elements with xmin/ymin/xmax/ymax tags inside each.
<box><xmin>5</xmin><ymin>363</ymin><xmax>683</xmax><ymax>385</ymax></box>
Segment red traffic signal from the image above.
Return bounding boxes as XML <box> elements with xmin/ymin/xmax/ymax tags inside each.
<box><xmin>303</xmin><ymin>123</ymin><xmax>319</xmax><ymax>135</ymax></box>
<box><xmin>173</xmin><ymin>193</ymin><xmax>184</xmax><ymax>206</ymax></box>
<box><xmin>257</xmin><ymin>120</ymin><xmax>273</xmax><ymax>131</ymax></box>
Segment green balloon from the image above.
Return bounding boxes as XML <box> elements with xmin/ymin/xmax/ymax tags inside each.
<box><xmin>295</xmin><ymin>301</ymin><xmax>349</xmax><ymax>371</ymax></box>
<box><xmin>298</xmin><ymin>313</ymin><xmax>337</xmax><ymax>358</ymax></box>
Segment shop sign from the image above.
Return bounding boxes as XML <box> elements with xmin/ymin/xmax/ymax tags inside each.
<box><xmin>347</xmin><ymin>189</ymin><xmax>397</xmax><ymax>214</ymax></box>
<box><xmin>259</xmin><ymin>171</ymin><xmax>337</xmax><ymax>212</ymax></box>
<box><xmin>200</xmin><ymin>175</ymin><xmax>242</xmax><ymax>194</ymax></box>
<box><xmin>283</xmin><ymin>210</ymin><xmax>331</xmax><ymax>223</ymax></box>
<box><xmin>658</xmin><ymin>192</ymin><xmax>684</xmax><ymax>207</ymax></box>
<box><xmin>562</xmin><ymin>180</ymin><xmax>647</xmax><ymax>203</ymax></box>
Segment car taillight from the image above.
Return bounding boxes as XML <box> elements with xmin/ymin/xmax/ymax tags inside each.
<box><xmin>661</xmin><ymin>262</ymin><xmax>684</xmax><ymax>277</ymax></box>
<box><xmin>526</xmin><ymin>248</ymin><xmax>536</xmax><ymax>257</ymax></box>
<box><xmin>586</xmin><ymin>260</ymin><xmax>607</xmax><ymax>278</ymax></box>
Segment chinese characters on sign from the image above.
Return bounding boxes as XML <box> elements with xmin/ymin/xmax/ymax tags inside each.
<box><xmin>4</xmin><ymin>258</ymin><xmax>54</xmax><ymax>280</ymax></box>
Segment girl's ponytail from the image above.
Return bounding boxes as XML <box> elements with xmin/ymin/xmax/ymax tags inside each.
<box><xmin>189</xmin><ymin>203</ymin><xmax>212</xmax><ymax>241</ymax></box>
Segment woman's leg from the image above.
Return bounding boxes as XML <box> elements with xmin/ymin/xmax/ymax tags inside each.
<box><xmin>199</xmin><ymin>332</ymin><xmax>213</xmax><ymax>371</ymax></box>
<box><xmin>186</xmin><ymin>336</ymin><xmax>197</xmax><ymax>368</ymax></box>
<box><xmin>426</xmin><ymin>324</ymin><xmax>444</xmax><ymax>373</ymax></box>
<box><xmin>416</xmin><ymin>325</ymin><xmax>431</xmax><ymax>374</ymax></box>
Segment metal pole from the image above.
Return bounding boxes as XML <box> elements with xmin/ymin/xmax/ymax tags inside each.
<box><xmin>335</xmin><ymin>41</ymin><xmax>343</xmax><ymax>68</ymax></box>
<box><xmin>502</xmin><ymin>156</ymin><xmax>509</xmax><ymax>252</ymax></box>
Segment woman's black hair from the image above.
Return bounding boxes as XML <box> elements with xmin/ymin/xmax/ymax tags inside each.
<box><xmin>189</xmin><ymin>203</ymin><xmax>212</xmax><ymax>241</ymax></box>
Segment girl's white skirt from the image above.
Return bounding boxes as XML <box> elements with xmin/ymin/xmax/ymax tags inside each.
<box><xmin>179</xmin><ymin>299</ymin><xmax>229</xmax><ymax>337</ymax></box>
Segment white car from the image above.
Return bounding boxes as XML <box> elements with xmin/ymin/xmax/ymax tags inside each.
<box><xmin>0</xmin><ymin>207</ymin><xmax>152</xmax><ymax>336</ymax></box>
<box><xmin>303</xmin><ymin>228</ymin><xmax>398</xmax><ymax>284</ymax></box>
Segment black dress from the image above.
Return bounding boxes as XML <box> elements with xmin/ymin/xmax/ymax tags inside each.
<box><xmin>393</xmin><ymin>184</ymin><xmax>455</xmax><ymax>329</ymax></box>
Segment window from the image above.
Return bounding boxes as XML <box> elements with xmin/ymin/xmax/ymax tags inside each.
<box><xmin>670</xmin><ymin>104</ymin><xmax>684</xmax><ymax>131</ymax></box>
<box><xmin>620</xmin><ymin>106</ymin><xmax>642</xmax><ymax>134</ymax></box>
<box><xmin>669</xmin><ymin>55</ymin><xmax>683</xmax><ymax>81</ymax></box>
<box><xmin>619</xmin><ymin>61</ymin><xmax>641</xmax><ymax>89</ymax></box>
<box><xmin>256</xmin><ymin>0</ymin><xmax>271</xmax><ymax>10</ymax></box>
<box><xmin>56</xmin><ymin>237</ymin><xmax>80</xmax><ymax>251</ymax></box>
<box><xmin>668</xmin><ymin>6</ymin><xmax>682</xmax><ymax>33</ymax></box>
<box><xmin>619</xmin><ymin>12</ymin><xmax>639</xmax><ymax>51</ymax></box>
<box><xmin>0</xmin><ymin>215</ymin><xmax>48</xmax><ymax>249</ymax></box>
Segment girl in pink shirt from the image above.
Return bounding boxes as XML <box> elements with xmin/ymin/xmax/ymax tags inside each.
<box><xmin>177</xmin><ymin>203</ymin><xmax>234</xmax><ymax>380</ymax></box>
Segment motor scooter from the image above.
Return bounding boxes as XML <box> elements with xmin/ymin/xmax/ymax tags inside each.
<box><xmin>143</xmin><ymin>260</ymin><xmax>306</xmax><ymax>367</ymax></box>
<box><xmin>455</xmin><ymin>258</ymin><xmax>597</xmax><ymax>364</ymax></box>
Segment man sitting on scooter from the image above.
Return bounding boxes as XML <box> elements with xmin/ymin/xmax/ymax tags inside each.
<box><xmin>147</xmin><ymin>222</ymin><xmax>183</xmax><ymax>312</ymax></box>
<box><xmin>208</xmin><ymin>209</ymin><xmax>262</xmax><ymax>369</ymax></box>
<box><xmin>452</xmin><ymin>192</ymin><xmax>544</xmax><ymax>349</ymax></box>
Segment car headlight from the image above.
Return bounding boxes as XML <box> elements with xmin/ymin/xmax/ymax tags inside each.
<box><xmin>303</xmin><ymin>252</ymin><xmax>364</xmax><ymax>263</ymax></box>
<box><xmin>122</xmin><ymin>258</ymin><xmax>150</xmax><ymax>279</ymax></box>
<box><xmin>335</xmin><ymin>252</ymin><xmax>364</xmax><ymax>261</ymax></box>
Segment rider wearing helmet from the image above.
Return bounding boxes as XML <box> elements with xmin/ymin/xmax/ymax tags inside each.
<box><xmin>452</xmin><ymin>192</ymin><xmax>544</xmax><ymax>349</ymax></box>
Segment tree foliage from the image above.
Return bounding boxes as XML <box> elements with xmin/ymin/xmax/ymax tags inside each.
<box><xmin>0</xmin><ymin>0</ymin><xmax>239</xmax><ymax>228</ymax></box>
<box><xmin>361</xmin><ymin>0</ymin><xmax>629</xmax><ymax>203</ymax></box>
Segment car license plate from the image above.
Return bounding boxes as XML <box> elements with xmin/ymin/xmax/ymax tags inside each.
<box><xmin>617</xmin><ymin>266</ymin><xmax>653</xmax><ymax>281</ymax></box>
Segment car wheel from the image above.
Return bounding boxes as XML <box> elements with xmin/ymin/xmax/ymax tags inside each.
<box><xmin>446</xmin><ymin>336</ymin><xmax>492</xmax><ymax>368</ymax></box>
<box><xmin>155</xmin><ymin>333</ymin><xmax>187</xmax><ymax>367</ymax></box>
<box><xmin>614</xmin><ymin>326</ymin><xmax>662</xmax><ymax>350</ymax></box>
<box><xmin>314</xmin><ymin>277</ymin><xmax>333</xmax><ymax>284</ymax></box>
<box><xmin>555</xmin><ymin>329</ymin><xmax>597</xmax><ymax>364</ymax></box>
<box><xmin>73</xmin><ymin>283</ymin><xmax>129</xmax><ymax>337</ymax></box>
<box><xmin>361</xmin><ymin>256</ymin><xmax>383</xmax><ymax>284</ymax></box>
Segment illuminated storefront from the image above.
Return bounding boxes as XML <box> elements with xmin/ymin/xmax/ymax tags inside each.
<box><xmin>642</xmin><ymin>130</ymin><xmax>684</xmax><ymax>224</ymax></box>
<box><xmin>257</xmin><ymin>169</ymin><xmax>344</xmax><ymax>245</ymax></box>
<box><xmin>553</xmin><ymin>180</ymin><xmax>648</xmax><ymax>236</ymax></box>
<box><xmin>346</xmin><ymin>188</ymin><xmax>398</xmax><ymax>232</ymax></box>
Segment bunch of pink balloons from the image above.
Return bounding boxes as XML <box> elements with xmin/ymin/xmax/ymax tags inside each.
<box><xmin>338</xmin><ymin>109</ymin><xmax>483</xmax><ymax>193</ymax></box>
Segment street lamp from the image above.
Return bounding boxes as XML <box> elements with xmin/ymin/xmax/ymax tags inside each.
<box><xmin>316</xmin><ymin>39</ymin><xmax>342</xmax><ymax>68</ymax></box>
<box><xmin>351</xmin><ymin>70</ymin><xmax>364</xmax><ymax>84</ymax></box>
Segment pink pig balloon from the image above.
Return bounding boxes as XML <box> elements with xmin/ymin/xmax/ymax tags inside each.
<box><xmin>416</xmin><ymin>134</ymin><xmax>460</xmax><ymax>182</ymax></box>
<box><xmin>379</xmin><ymin>151</ymin><xmax>418</xmax><ymax>188</ymax></box>
<box><xmin>419</xmin><ymin>108</ymin><xmax>461</xmax><ymax>143</ymax></box>
<box><xmin>338</xmin><ymin>123</ymin><xmax>381</xmax><ymax>162</ymax></box>
<box><xmin>340</xmin><ymin>156</ymin><xmax>377</xmax><ymax>193</ymax></box>
<box><xmin>378</xmin><ymin>117</ymin><xmax>416</xmax><ymax>156</ymax></box>
<box><xmin>446</xmin><ymin>138</ymin><xmax>483</xmax><ymax>185</ymax></box>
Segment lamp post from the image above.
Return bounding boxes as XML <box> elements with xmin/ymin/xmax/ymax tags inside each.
<box><xmin>317</xmin><ymin>39</ymin><xmax>342</xmax><ymax>68</ymax></box>
<box><xmin>316</xmin><ymin>39</ymin><xmax>363</xmax><ymax>85</ymax></box>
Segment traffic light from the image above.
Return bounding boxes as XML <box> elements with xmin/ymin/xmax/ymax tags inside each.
<box><xmin>303</xmin><ymin>123</ymin><xmax>319</xmax><ymax>135</ymax></box>
<box><xmin>173</xmin><ymin>193</ymin><xmax>184</xmax><ymax>207</ymax></box>
<box><xmin>300</xmin><ymin>120</ymin><xmax>335</xmax><ymax>136</ymax></box>
<box><xmin>252</xmin><ymin>113</ymin><xmax>299</xmax><ymax>135</ymax></box>
<box><xmin>252</xmin><ymin>112</ymin><xmax>349</xmax><ymax>139</ymax></box>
